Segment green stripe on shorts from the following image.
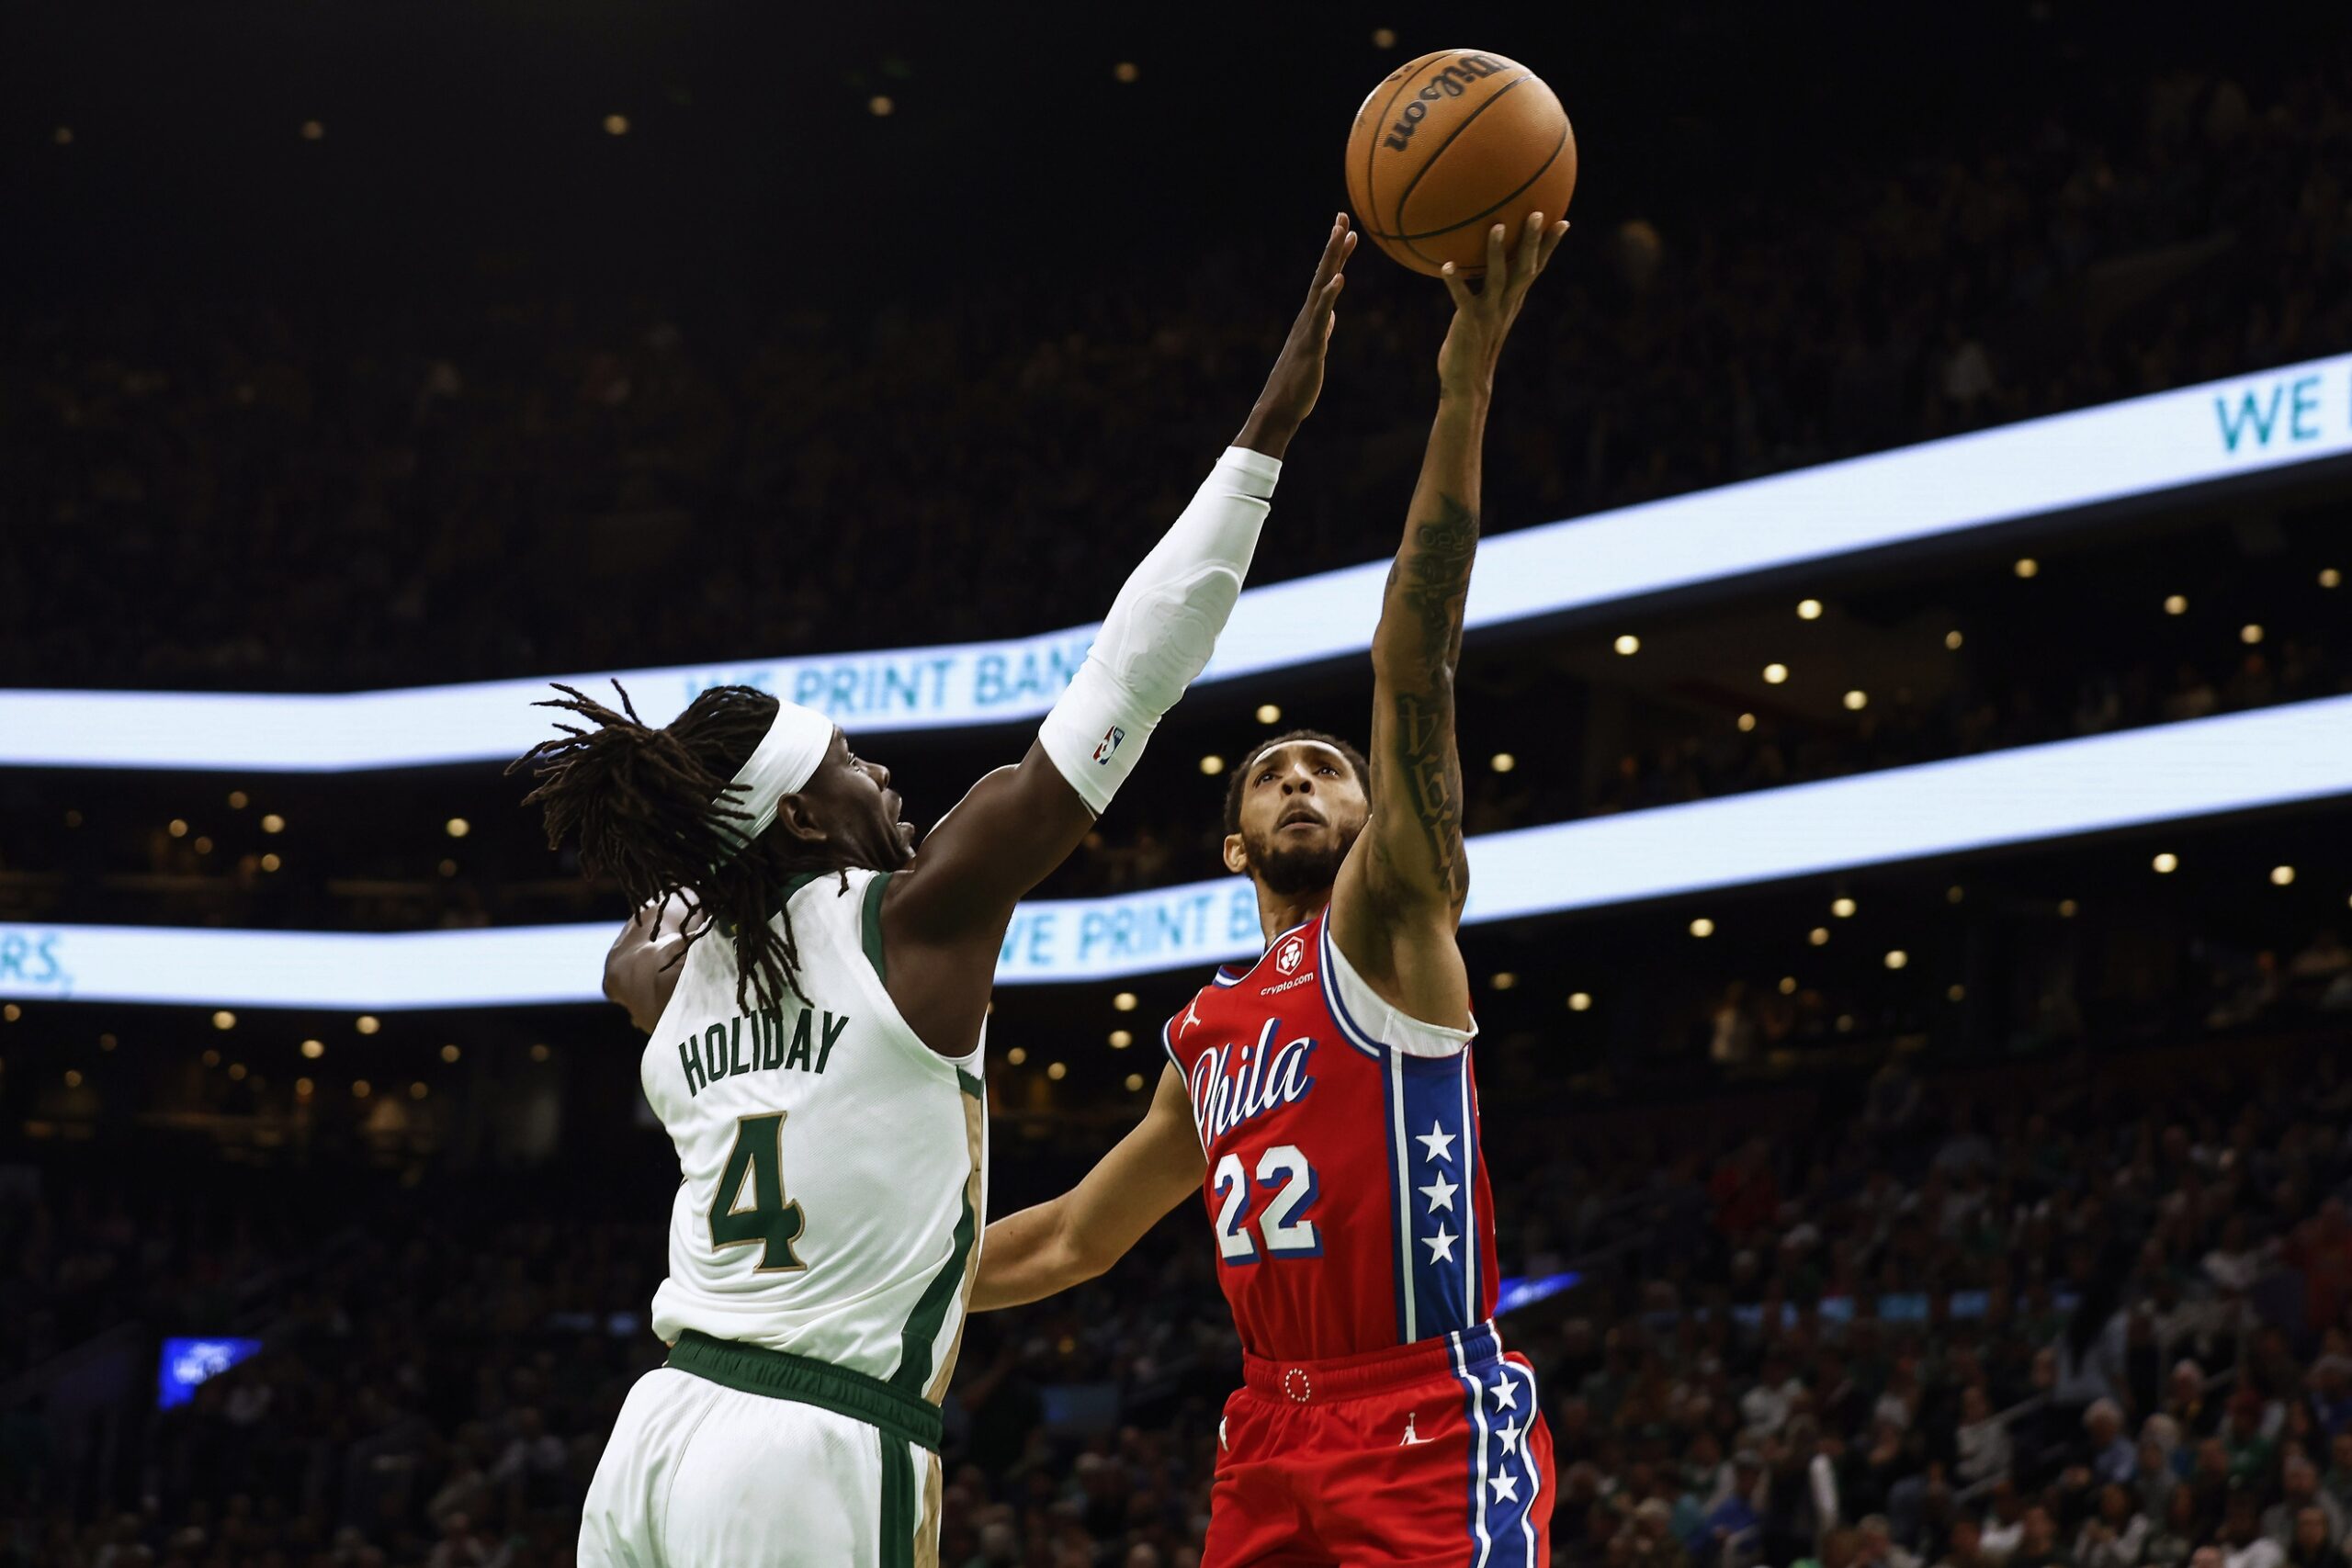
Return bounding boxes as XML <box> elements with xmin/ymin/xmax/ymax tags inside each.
<box><xmin>879</xmin><ymin>1428</ymin><xmax>915</xmax><ymax>1568</ymax></box>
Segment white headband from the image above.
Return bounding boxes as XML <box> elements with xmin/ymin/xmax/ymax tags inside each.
<box><xmin>711</xmin><ymin>701</ymin><xmax>835</xmax><ymax>864</ymax></box>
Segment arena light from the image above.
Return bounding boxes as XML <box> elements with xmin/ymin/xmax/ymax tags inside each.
<box><xmin>4</xmin><ymin>695</ymin><xmax>2349</xmax><ymax>1005</ymax></box>
<box><xmin>6</xmin><ymin>352</ymin><xmax>2349</xmax><ymax>773</ymax></box>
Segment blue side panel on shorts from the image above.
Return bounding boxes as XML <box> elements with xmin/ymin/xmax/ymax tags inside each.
<box><xmin>1448</xmin><ymin>1336</ymin><xmax>1543</xmax><ymax>1568</ymax></box>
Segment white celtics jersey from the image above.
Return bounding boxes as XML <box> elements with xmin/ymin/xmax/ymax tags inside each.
<box><xmin>640</xmin><ymin>867</ymin><xmax>986</xmax><ymax>1404</ymax></box>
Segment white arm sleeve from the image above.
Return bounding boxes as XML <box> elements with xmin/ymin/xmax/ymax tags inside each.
<box><xmin>1038</xmin><ymin>445</ymin><xmax>1281</xmax><ymax>814</ymax></box>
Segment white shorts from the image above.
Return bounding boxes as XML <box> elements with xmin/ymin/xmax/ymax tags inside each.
<box><xmin>580</xmin><ymin>1366</ymin><xmax>939</xmax><ymax>1567</ymax></box>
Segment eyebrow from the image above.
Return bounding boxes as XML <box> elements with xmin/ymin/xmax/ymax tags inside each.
<box><xmin>1258</xmin><ymin>742</ymin><xmax>1351</xmax><ymax>772</ymax></box>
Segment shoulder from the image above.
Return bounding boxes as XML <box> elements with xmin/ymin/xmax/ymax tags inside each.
<box><xmin>605</xmin><ymin>893</ymin><xmax>703</xmax><ymax>1032</ymax></box>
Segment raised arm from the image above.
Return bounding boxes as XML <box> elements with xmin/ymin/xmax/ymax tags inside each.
<box><xmin>883</xmin><ymin>220</ymin><xmax>1355</xmax><ymax>1051</ymax></box>
<box><xmin>970</xmin><ymin>1064</ymin><xmax>1204</xmax><ymax>1311</ymax></box>
<box><xmin>1330</xmin><ymin>214</ymin><xmax>1566</xmax><ymax>1028</ymax></box>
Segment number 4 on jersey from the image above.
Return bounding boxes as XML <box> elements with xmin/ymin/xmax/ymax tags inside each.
<box><xmin>710</xmin><ymin>1112</ymin><xmax>808</xmax><ymax>1271</ymax></box>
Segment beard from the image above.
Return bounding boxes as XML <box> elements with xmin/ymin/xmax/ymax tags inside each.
<box><xmin>1246</xmin><ymin>827</ymin><xmax>1351</xmax><ymax>897</ymax></box>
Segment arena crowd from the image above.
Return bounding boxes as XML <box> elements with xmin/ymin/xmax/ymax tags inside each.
<box><xmin>8</xmin><ymin>1035</ymin><xmax>2352</xmax><ymax>1567</ymax></box>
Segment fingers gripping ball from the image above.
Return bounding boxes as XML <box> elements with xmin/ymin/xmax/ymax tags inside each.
<box><xmin>1345</xmin><ymin>49</ymin><xmax>1577</xmax><ymax>277</ymax></box>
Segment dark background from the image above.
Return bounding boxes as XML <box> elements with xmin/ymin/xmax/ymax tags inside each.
<box><xmin>5</xmin><ymin>4</ymin><xmax>2352</xmax><ymax>1566</ymax></box>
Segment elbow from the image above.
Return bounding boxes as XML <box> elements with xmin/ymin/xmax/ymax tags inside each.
<box><xmin>1369</xmin><ymin>634</ymin><xmax>1456</xmax><ymax>693</ymax></box>
<box><xmin>1062</xmin><ymin>1229</ymin><xmax>1119</xmax><ymax>1288</ymax></box>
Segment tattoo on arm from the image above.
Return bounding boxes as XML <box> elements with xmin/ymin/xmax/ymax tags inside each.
<box><xmin>1373</xmin><ymin>492</ymin><xmax>1478</xmax><ymax>906</ymax></box>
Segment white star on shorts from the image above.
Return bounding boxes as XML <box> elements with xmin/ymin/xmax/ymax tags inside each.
<box><xmin>1496</xmin><ymin>1417</ymin><xmax>1523</xmax><ymax>1454</ymax></box>
<box><xmin>1489</xmin><ymin>1469</ymin><xmax>1521</xmax><ymax>1504</ymax></box>
<box><xmin>1416</xmin><ymin>1122</ymin><xmax>1457</xmax><ymax>1163</ymax></box>
<box><xmin>1488</xmin><ymin>1373</ymin><xmax>1520</xmax><ymax>1411</ymax></box>
<box><xmin>1423</xmin><ymin>1225</ymin><xmax>1458</xmax><ymax>1263</ymax></box>
<box><xmin>1419</xmin><ymin>1173</ymin><xmax>1459</xmax><ymax>1213</ymax></box>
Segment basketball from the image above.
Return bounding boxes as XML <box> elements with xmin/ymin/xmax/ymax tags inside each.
<box><xmin>1344</xmin><ymin>49</ymin><xmax>1578</xmax><ymax>277</ymax></box>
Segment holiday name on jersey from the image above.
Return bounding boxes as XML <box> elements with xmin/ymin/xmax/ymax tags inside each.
<box><xmin>676</xmin><ymin>1002</ymin><xmax>851</xmax><ymax>1098</ymax></box>
<box><xmin>1187</xmin><ymin>1018</ymin><xmax>1318</xmax><ymax>1142</ymax></box>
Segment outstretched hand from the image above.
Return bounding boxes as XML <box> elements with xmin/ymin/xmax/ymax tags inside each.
<box><xmin>1436</xmin><ymin>211</ymin><xmax>1569</xmax><ymax>398</ymax></box>
<box><xmin>1237</xmin><ymin>214</ymin><xmax>1356</xmax><ymax>458</ymax></box>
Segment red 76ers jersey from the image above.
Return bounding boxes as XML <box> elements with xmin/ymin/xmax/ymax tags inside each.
<box><xmin>1162</xmin><ymin>908</ymin><xmax>1498</xmax><ymax>1361</ymax></box>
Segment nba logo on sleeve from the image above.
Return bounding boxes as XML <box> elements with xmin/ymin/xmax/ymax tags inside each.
<box><xmin>1093</xmin><ymin>726</ymin><xmax>1125</xmax><ymax>764</ymax></box>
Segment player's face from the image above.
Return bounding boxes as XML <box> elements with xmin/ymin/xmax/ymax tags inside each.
<box><xmin>1224</xmin><ymin>740</ymin><xmax>1369</xmax><ymax>897</ymax></box>
<box><xmin>789</xmin><ymin>728</ymin><xmax>916</xmax><ymax>870</ymax></box>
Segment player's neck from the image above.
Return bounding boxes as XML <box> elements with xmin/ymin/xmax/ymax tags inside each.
<box><xmin>1255</xmin><ymin>883</ymin><xmax>1334</xmax><ymax>947</ymax></box>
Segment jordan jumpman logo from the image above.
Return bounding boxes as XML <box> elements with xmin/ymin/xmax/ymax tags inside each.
<box><xmin>1400</xmin><ymin>1412</ymin><xmax>1430</xmax><ymax>1447</ymax></box>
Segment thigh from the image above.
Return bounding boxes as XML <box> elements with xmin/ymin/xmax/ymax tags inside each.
<box><xmin>1314</xmin><ymin>1356</ymin><xmax>1553</xmax><ymax>1568</ymax></box>
<box><xmin>662</xmin><ymin>1387</ymin><xmax>899</xmax><ymax>1567</ymax></box>
<box><xmin>1204</xmin><ymin>1390</ymin><xmax>1331</xmax><ymax>1568</ymax></box>
<box><xmin>580</xmin><ymin>1368</ymin><xmax>726</xmax><ymax>1568</ymax></box>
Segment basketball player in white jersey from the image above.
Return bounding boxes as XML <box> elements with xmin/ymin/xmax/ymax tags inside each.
<box><xmin>513</xmin><ymin>218</ymin><xmax>1356</xmax><ymax>1568</ymax></box>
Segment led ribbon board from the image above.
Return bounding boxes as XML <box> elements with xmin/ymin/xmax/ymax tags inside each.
<box><xmin>5</xmin><ymin>353</ymin><xmax>2348</xmax><ymax>772</ymax></box>
<box><xmin>6</xmin><ymin>695</ymin><xmax>2346</xmax><ymax>1006</ymax></box>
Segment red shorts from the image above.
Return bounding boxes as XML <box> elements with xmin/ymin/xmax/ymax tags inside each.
<box><xmin>1204</xmin><ymin>1322</ymin><xmax>1554</xmax><ymax>1567</ymax></box>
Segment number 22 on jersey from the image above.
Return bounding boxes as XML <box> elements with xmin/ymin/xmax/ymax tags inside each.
<box><xmin>1212</xmin><ymin>1144</ymin><xmax>1323</xmax><ymax>1262</ymax></box>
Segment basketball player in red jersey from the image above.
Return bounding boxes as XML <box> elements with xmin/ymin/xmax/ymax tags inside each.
<box><xmin>974</xmin><ymin>211</ymin><xmax>1569</xmax><ymax>1566</ymax></box>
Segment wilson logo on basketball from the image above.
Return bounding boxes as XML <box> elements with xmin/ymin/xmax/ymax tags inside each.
<box><xmin>1381</xmin><ymin>54</ymin><xmax>1507</xmax><ymax>152</ymax></box>
<box><xmin>1275</xmin><ymin>938</ymin><xmax>1306</xmax><ymax>976</ymax></box>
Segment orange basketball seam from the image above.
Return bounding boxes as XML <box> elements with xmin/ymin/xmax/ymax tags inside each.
<box><xmin>1355</xmin><ymin>50</ymin><xmax>1456</xmax><ymax>231</ymax></box>
<box><xmin>1385</xmin><ymin>72</ymin><xmax>1537</xmax><ymax>268</ymax></box>
<box><xmin>1386</xmin><ymin>114</ymin><xmax>1571</xmax><ymax>247</ymax></box>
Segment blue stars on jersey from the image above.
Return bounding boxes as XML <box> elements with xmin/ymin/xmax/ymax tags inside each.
<box><xmin>1382</xmin><ymin>1048</ymin><xmax>1480</xmax><ymax>1344</ymax></box>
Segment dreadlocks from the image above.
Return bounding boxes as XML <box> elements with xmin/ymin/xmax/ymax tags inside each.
<box><xmin>508</xmin><ymin>681</ymin><xmax>843</xmax><ymax>1013</ymax></box>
